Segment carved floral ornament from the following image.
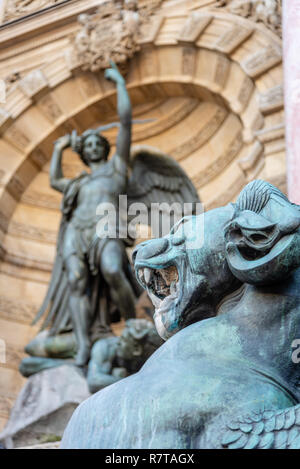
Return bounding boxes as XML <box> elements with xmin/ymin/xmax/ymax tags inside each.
<box><xmin>2</xmin><ymin>0</ymin><xmax>64</xmax><ymax>23</ymax></box>
<box><xmin>216</xmin><ymin>0</ymin><xmax>282</xmax><ymax>37</ymax></box>
<box><xmin>72</xmin><ymin>0</ymin><xmax>163</xmax><ymax>73</ymax></box>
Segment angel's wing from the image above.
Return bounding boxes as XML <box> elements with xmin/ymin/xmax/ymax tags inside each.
<box><xmin>127</xmin><ymin>145</ymin><xmax>200</xmax><ymax>237</ymax></box>
<box><xmin>222</xmin><ymin>404</ymin><xmax>300</xmax><ymax>449</ymax></box>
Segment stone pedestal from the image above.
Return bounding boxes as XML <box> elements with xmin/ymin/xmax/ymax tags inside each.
<box><xmin>0</xmin><ymin>365</ymin><xmax>90</xmax><ymax>449</ymax></box>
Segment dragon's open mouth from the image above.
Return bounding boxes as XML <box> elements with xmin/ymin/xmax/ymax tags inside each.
<box><xmin>137</xmin><ymin>265</ymin><xmax>180</xmax><ymax>314</ymax></box>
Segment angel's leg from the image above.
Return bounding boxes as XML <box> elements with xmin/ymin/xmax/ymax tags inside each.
<box><xmin>101</xmin><ymin>239</ymin><xmax>136</xmax><ymax>320</ymax></box>
<box><xmin>65</xmin><ymin>255</ymin><xmax>91</xmax><ymax>366</ymax></box>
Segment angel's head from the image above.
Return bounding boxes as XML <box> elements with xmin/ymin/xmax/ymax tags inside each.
<box><xmin>76</xmin><ymin>130</ymin><xmax>110</xmax><ymax>166</ymax></box>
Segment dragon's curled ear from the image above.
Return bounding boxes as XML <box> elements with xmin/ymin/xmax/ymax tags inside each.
<box><xmin>224</xmin><ymin>180</ymin><xmax>300</xmax><ymax>285</ymax></box>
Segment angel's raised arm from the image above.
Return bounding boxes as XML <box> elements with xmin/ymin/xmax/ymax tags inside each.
<box><xmin>105</xmin><ymin>62</ymin><xmax>132</xmax><ymax>166</ymax></box>
<box><xmin>49</xmin><ymin>134</ymin><xmax>72</xmax><ymax>193</ymax></box>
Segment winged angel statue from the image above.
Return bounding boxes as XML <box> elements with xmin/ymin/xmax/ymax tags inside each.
<box><xmin>29</xmin><ymin>62</ymin><xmax>199</xmax><ymax>367</ymax></box>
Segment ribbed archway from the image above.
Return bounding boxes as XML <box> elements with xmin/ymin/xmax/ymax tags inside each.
<box><xmin>0</xmin><ymin>4</ymin><xmax>285</xmax><ymax>429</ymax></box>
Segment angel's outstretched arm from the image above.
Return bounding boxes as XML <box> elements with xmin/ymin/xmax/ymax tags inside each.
<box><xmin>105</xmin><ymin>62</ymin><xmax>132</xmax><ymax>167</ymax></box>
<box><xmin>50</xmin><ymin>134</ymin><xmax>72</xmax><ymax>193</ymax></box>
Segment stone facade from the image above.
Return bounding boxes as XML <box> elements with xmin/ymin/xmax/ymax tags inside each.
<box><xmin>0</xmin><ymin>0</ymin><xmax>65</xmax><ymax>24</ymax></box>
<box><xmin>0</xmin><ymin>0</ymin><xmax>285</xmax><ymax>431</ymax></box>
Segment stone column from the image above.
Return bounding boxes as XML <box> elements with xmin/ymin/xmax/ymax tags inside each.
<box><xmin>283</xmin><ymin>1</ymin><xmax>300</xmax><ymax>204</ymax></box>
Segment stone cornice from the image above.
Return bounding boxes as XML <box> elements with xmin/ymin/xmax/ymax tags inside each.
<box><xmin>0</xmin><ymin>0</ymin><xmax>101</xmax><ymax>48</ymax></box>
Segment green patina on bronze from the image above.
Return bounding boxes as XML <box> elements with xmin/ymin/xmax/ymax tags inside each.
<box><xmin>62</xmin><ymin>180</ymin><xmax>300</xmax><ymax>449</ymax></box>
<box><xmin>20</xmin><ymin>61</ymin><xmax>199</xmax><ymax>374</ymax></box>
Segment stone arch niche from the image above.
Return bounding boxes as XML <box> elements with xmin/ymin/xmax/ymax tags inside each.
<box><xmin>0</xmin><ymin>2</ymin><xmax>284</xmax><ymax>429</ymax></box>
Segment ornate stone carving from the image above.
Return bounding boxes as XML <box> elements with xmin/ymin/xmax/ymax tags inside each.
<box><xmin>72</xmin><ymin>0</ymin><xmax>163</xmax><ymax>72</ymax></box>
<box><xmin>216</xmin><ymin>0</ymin><xmax>282</xmax><ymax>37</ymax></box>
<box><xmin>3</xmin><ymin>0</ymin><xmax>63</xmax><ymax>24</ymax></box>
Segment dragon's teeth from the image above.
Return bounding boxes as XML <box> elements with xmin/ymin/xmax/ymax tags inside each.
<box><xmin>144</xmin><ymin>267</ymin><xmax>152</xmax><ymax>285</ymax></box>
<box><xmin>170</xmin><ymin>281</ymin><xmax>176</xmax><ymax>296</ymax></box>
<box><xmin>138</xmin><ymin>269</ymin><xmax>145</xmax><ymax>283</ymax></box>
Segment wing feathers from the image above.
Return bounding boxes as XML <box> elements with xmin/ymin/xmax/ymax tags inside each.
<box><xmin>128</xmin><ymin>146</ymin><xmax>200</xmax><ymax>229</ymax></box>
<box><xmin>222</xmin><ymin>404</ymin><xmax>300</xmax><ymax>449</ymax></box>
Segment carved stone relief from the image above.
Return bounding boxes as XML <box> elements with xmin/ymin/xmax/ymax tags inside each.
<box><xmin>216</xmin><ymin>0</ymin><xmax>282</xmax><ymax>37</ymax></box>
<box><xmin>2</xmin><ymin>0</ymin><xmax>63</xmax><ymax>24</ymax></box>
<box><xmin>72</xmin><ymin>0</ymin><xmax>163</xmax><ymax>72</ymax></box>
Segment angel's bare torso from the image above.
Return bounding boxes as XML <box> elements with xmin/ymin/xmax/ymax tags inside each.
<box><xmin>71</xmin><ymin>159</ymin><xmax>126</xmax><ymax>227</ymax></box>
<box><xmin>61</xmin><ymin>315</ymin><xmax>296</xmax><ymax>449</ymax></box>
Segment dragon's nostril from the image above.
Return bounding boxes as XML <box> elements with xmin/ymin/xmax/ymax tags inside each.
<box><xmin>141</xmin><ymin>238</ymin><xmax>169</xmax><ymax>260</ymax></box>
<box><xmin>132</xmin><ymin>240</ymin><xmax>150</xmax><ymax>263</ymax></box>
<box><xmin>133</xmin><ymin>238</ymin><xmax>169</xmax><ymax>263</ymax></box>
